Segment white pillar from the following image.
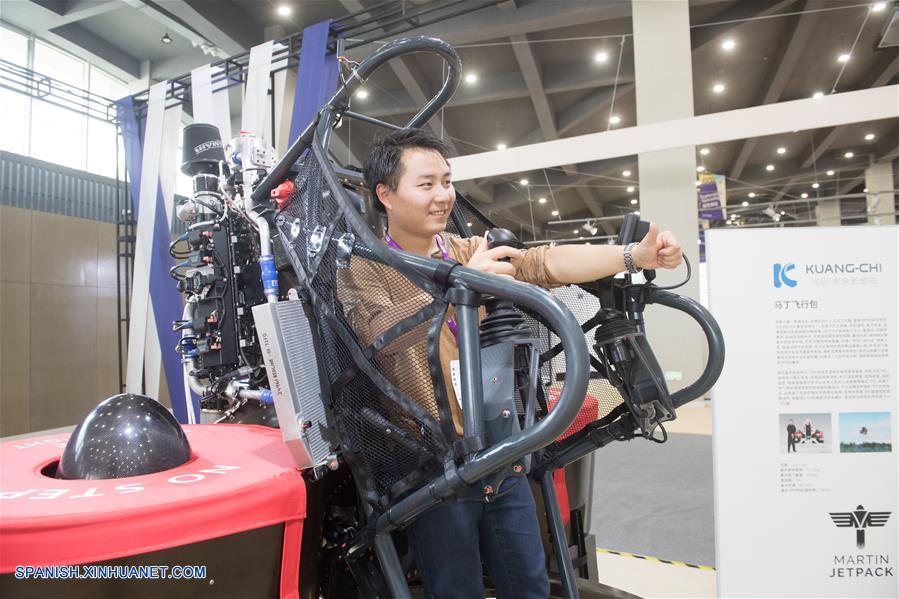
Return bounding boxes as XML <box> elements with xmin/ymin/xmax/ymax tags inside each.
<box><xmin>815</xmin><ymin>200</ymin><xmax>841</xmax><ymax>226</ymax></box>
<box><xmin>865</xmin><ymin>162</ymin><xmax>896</xmax><ymax>225</ymax></box>
<box><xmin>632</xmin><ymin>0</ymin><xmax>705</xmax><ymax>397</ymax></box>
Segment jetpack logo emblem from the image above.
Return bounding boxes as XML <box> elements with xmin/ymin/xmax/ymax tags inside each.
<box><xmin>830</xmin><ymin>505</ymin><xmax>891</xmax><ymax>548</ymax></box>
<box><xmin>773</xmin><ymin>262</ymin><xmax>797</xmax><ymax>288</ymax></box>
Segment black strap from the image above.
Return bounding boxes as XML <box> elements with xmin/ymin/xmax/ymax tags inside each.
<box><xmin>432</xmin><ymin>259</ymin><xmax>460</xmax><ymax>289</ymax></box>
<box><xmin>453</xmin><ymin>434</ymin><xmax>488</xmax><ymax>460</ymax></box>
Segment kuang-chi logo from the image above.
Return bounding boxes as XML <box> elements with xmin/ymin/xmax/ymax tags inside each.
<box><xmin>773</xmin><ymin>262</ymin><xmax>797</xmax><ymax>288</ymax></box>
<box><xmin>829</xmin><ymin>505</ymin><xmax>891</xmax><ymax>549</ymax></box>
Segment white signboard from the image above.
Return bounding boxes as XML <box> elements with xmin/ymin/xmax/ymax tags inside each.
<box><xmin>708</xmin><ymin>226</ymin><xmax>898</xmax><ymax>598</ymax></box>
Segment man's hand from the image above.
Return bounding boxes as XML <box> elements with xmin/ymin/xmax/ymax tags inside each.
<box><xmin>467</xmin><ymin>236</ymin><xmax>523</xmax><ymax>278</ymax></box>
<box><xmin>631</xmin><ymin>222</ymin><xmax>683</xmax><ymax>270</ymax></box>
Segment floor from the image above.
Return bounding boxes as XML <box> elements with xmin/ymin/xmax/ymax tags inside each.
<box><xmin>590</xmin><ymin>400</ymin><xmax>716</xmax><ymax>598</ymax></box>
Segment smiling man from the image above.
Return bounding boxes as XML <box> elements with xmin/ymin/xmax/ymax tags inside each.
<box><xmin>339</xmin><ymin>128</ymin><xmax>682</xmax><ymax>598</ymax></box>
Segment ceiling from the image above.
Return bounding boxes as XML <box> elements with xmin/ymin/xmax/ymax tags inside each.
<box><xmin>3</xmin><ymin>0</ymin><xmax>897</xmax><ymax>239</ymax></box>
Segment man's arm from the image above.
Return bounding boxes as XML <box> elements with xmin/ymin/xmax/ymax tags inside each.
<box><xmin>464</xmin><ymin>222</ymin><xmax>683</xmax><ymax>286</ymax></box>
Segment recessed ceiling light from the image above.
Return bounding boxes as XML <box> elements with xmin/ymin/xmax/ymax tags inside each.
<box><xmin>622</xmin><ymin>170</ymin><xmax>631</xmax><ymax>177</ymax></box>
<box><xmin>573</xmin><ymin>229</ymin><xmax>579</xmax><ymax>234</ymax></box>
<box><xmin>721</xmin><ymin>39</ymin><xmax>735</xmax><ymax>51</ymax></box>
<box><xmin>779</xmin><ymin>210</ymin><xmax>786</xmax><ymax>216</ymax></box>
<box><xmin>700</xmin><ymin>147</ymin><xmax>710</xmax><ymax>155</ymax></box>
<box><xmin>749</xmin><ymin>192</ymin><xmax>756</xmax><ymax>198</ymax></box>
<box><xmin>863</xmin><ymin>187</ymin><xmax>869</xmax><ymax>193</ymax></box>
<box><xmin>355</xmin><ymin>89</ymin><xmax>369</xmax><ymax>99</ymax></box>
<box><xmin>538</xmin><ymin>197</ymin><xmax>547</xmax><ymax>204</ymax></box>
<box><xmin>464</xmin><ymin>73</ymin><xmax>477</xmax><ymax>84</ymax></box>
<box><xmin>864</xmin><ymin>133</ymin><xmax>875</xmax><ymax>141</ymax></box>
<box><xmin>609</xmin><ymin>115</ymin><xmax>621</xmax><ymax>125</ymax></box>
<box><xmin>697</xmin><ymin>166</ymin><xmax>706</xmax><ymax>172</ymax></box>
<box><xmin>801</xmin><ymin>192</ymin><xmax>808</xmax><ymax>199</ymax></box>
<box><xmin>626</xmin><ymin>186</ymin><xmax>635</xmax><ymax>192</ymax></box>
<box><xmin>776</xmin><ymin>147</ymin><xmax>786</xmax><ymax>155</ymax></box>
<box><xmin>276</xmin><ymin>4</ymin><xmax>292</xmax><ymax>16</ymax></box>
<box><xmin>634</xmin><ymin>211</ymin><xmax>640</xmax><ymax>216</ymax></box>
<box><xmin>826</xmin><ymin>170</ymin><xmax>835</xmax><ymax>176</ymax></box>
<box><xmin>695</xmin><ymin>180</ymin><xmax>700</xmax><ymax>186</ymax></box>
<box><xmin>812</xmin><ymin>182</ymin><xmax>820</xmax><ymax>189</ymax></box>
<box><xmin>630</xmin><ymin>198</ymin><xmax>638</xmax><ymax>205</ymax></box>
<box><xmin>812</xmin><ymin>91</ymin><xmax>824</xmax><ymax>99</ymax></box>
<box><xmin>742</xmin><ymin>200</ymin><xmax>749</xmax><ymax>207</ymax></box>
<box><xmin>844</xmin><ymin>151</ymin><xmax>854</xmax><ymax>158</ymax></box>
<box><xmin>551</xmin><ymin>210</ymin><xmax>559</xmax><ymax>216</ymax></box>
<box><xmin>712</xmin><ymin>82</ymin><xmax>725</xmax><ymax>93</ymax></box>
<box><xmin>872</xmin><ymin>2</ymin><xmax>887</xmax><ymax>11</ymax></box>
<box><xmin>837</xmin><ymin>53</ymin><xmax>851</xmax><ymax>63</ymax></box>
<box><xmin>594</xmin><ymin>51</ymin><xmax>609</xmax><ymax>63</ymax></box>
<box><xmin>161</xmin><ymin>32</ymin><xmax>172</xmax><ymax>44</ymax></box>
<box><xmin>466</xmin><ymin>222</ymin><xmax>473</xmax><ymax>227</ymax></box>
<box><xmin>765</xmin><ymin>164</ymin><xmax>775</xmax><ymax>171</ymax></box>
<box><xmin>496</xmin><ymin>143</ymin><xmax>507</xmax><ymax>151</ymax></box>
<box><xmin>519</xmin><ymin>178</ymin><xmax>529</xmax><ymax>186</ymax></box>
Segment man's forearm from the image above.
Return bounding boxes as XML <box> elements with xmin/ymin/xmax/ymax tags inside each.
<box><xmin>544</xmin><ymin>244</ymin><xmax>627</xmax><ymax>284</ymax></box>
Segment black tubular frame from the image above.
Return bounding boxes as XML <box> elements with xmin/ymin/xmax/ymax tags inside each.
<box><xmin>252</xmin><ymin>36</ymin><xmax>462</xmax><ymax>206</ymax></box>
<box><xmin>256</xmin><ymin>32</ymin><xmax>725</xmax><ymax>599</ymax></box>
<box><xmin>651</xmin><ymin>289</ymin><xmax>725</xmax><ymax>408</ymax></box>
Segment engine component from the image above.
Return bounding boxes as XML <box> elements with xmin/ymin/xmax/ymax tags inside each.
<box><xmin>170</xmin><ymin>125</ymin><xmax>279</xmax><ymax>424</ymax></box>
<box><xmin>57</xmin><ymin>393</ymin><xmax>191</xmax><ymax>480</ymax></box>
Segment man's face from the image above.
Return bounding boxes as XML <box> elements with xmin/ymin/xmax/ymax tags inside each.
<box><xmin>378</xmin><ymin>148</ymin><xmax>455</xmax><ymax>237</ymax></box>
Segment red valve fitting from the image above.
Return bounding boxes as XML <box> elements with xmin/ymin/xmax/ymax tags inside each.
<box><xmin>271</xmin><ymin>180</ymin><xmax>295</xmax><ymax>210</ymax></box>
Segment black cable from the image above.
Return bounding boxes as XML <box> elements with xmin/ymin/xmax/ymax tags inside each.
<box><xmin>169</xmin><ymin>261</ymin><xmax>193</xmax><ymax>280</ymax></box>
<box><xmin>649</xmin><ymin>418</ymin><xmax>668</xmax><ymax>444</ymax></box>
<box><xmin>650</xmin><ymin>254</ymin><xmax>692</xmax><ymax>291</ymax></box>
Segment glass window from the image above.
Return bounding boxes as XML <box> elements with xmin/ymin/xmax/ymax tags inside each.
<box><xmin>0</xmin><ymin>88</ymin><xmax>30</xmax><ymax>155</ymax></box>
<box><xmin>0</xmin><ymin>26</ymin><xmax>29</xmax><ymax>67</ymax></box>
<box><xmin>30</xmin><ymin>101</ymin><xmax>87</xmax><ymax>170</ymax></box>
<box><xmin>89</xmin><ymin>66</ymin><xmax>127</xmax><ymax>102</ymax></box>
<box><xmin>87</xmin><ymin>118</ymin><xmax>118</xmax><ymax>178</ymax></box>
<box><xmin>34</xmin><ymin>40</ymin><xmax>85</xmax><ymax>88</ymax></box>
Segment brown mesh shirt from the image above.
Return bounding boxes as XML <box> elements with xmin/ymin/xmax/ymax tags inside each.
<box><xmin>337</xmin><ymin>232</ymin><xmax>562</xmax><ymax>436</ymax></box>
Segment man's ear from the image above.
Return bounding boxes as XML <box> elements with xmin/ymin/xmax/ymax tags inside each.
<box><xmin>375</xmin><ymin>183</ymin><xmax>392</xmax><ymax>212</ymax></box>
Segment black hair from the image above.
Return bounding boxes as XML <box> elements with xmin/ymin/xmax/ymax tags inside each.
<box><xmin>363</xmin><ymin>128</ymin><xmax>451</xmax><ymax>213</ymax></box>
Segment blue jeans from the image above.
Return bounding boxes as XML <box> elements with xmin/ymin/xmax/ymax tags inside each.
<box><xmin>407</xmin><ymin>477</ymin><xmax>549</xmax><ymax>599</ymax></box>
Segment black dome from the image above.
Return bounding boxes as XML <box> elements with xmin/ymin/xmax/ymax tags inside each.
<box><xmin>56</xmin><ymin>393</ymin><xmax>191</xmax><ymax>480</ymax></box>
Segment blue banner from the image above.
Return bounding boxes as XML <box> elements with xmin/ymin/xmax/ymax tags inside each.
<box><xmin>115</xmin><ymin>96</ymin><xmax>197</xmax><ymax>421</ymax></box>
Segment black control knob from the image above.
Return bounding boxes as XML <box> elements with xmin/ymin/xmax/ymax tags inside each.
<box><xmin>485</xmin><ymin>227</ymin><xmax>525</xmax><ymax>255</ymax></box>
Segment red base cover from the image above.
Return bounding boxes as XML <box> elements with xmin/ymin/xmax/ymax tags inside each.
<box><xmin>0</xmin><ymin>424</ymin><xmax>306</xmax><ymax>599</ymax></box>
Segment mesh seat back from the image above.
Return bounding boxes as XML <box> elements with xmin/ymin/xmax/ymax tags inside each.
<box><xmin>275</xmin><ymin>141</ymin><xmax>457</xmax><ymax>509</ymax></box>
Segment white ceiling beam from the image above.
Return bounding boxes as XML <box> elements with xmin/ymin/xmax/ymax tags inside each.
<box><xmin>798</xmin><ymin>52</ymin><xmax>899</xmax><ymax>169</ymax></box>
<box><xmin>120</xmin><ymin>0</ymin><xmax>245</xmax><ymax>58</ymax></box>
<box><xmin>449</xmin><ymin>85</ymin><xmax>899</xmax><ymax>181</ymax></box>
<box><xmin>691</xmin><ymin>0</ymin><xmax>799</xmax><ymax>51</ymax></box>
<box><xmin>338</xmin><ymin>0</ymin><xmax>493</xmax><ymax>205</ymax></box>
<box><xmin>364</xmin><ymin>66</ymin><xmax>634</xmax><ymax>120</ymax></box>
<box><xmin>729</xmin><ymin>0</ymin><xmax>823</xmax><ymax>179</ymax></box>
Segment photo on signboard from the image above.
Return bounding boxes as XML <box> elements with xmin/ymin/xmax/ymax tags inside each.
<box><xmin>778</xmin><ymin>413</ymin><xmax>832</xmax><ymax>454</ymax></box>
<box><xmin>838</xmin><ymin>412</ymin><xmax>892</xmax><ymax>453</ymax></box>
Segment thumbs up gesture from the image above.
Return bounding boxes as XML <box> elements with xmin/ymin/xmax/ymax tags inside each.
<box><xmin>631</xmin><ymin>222</ymin><xmax>682</xmax><ymax>270</ymax></box>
